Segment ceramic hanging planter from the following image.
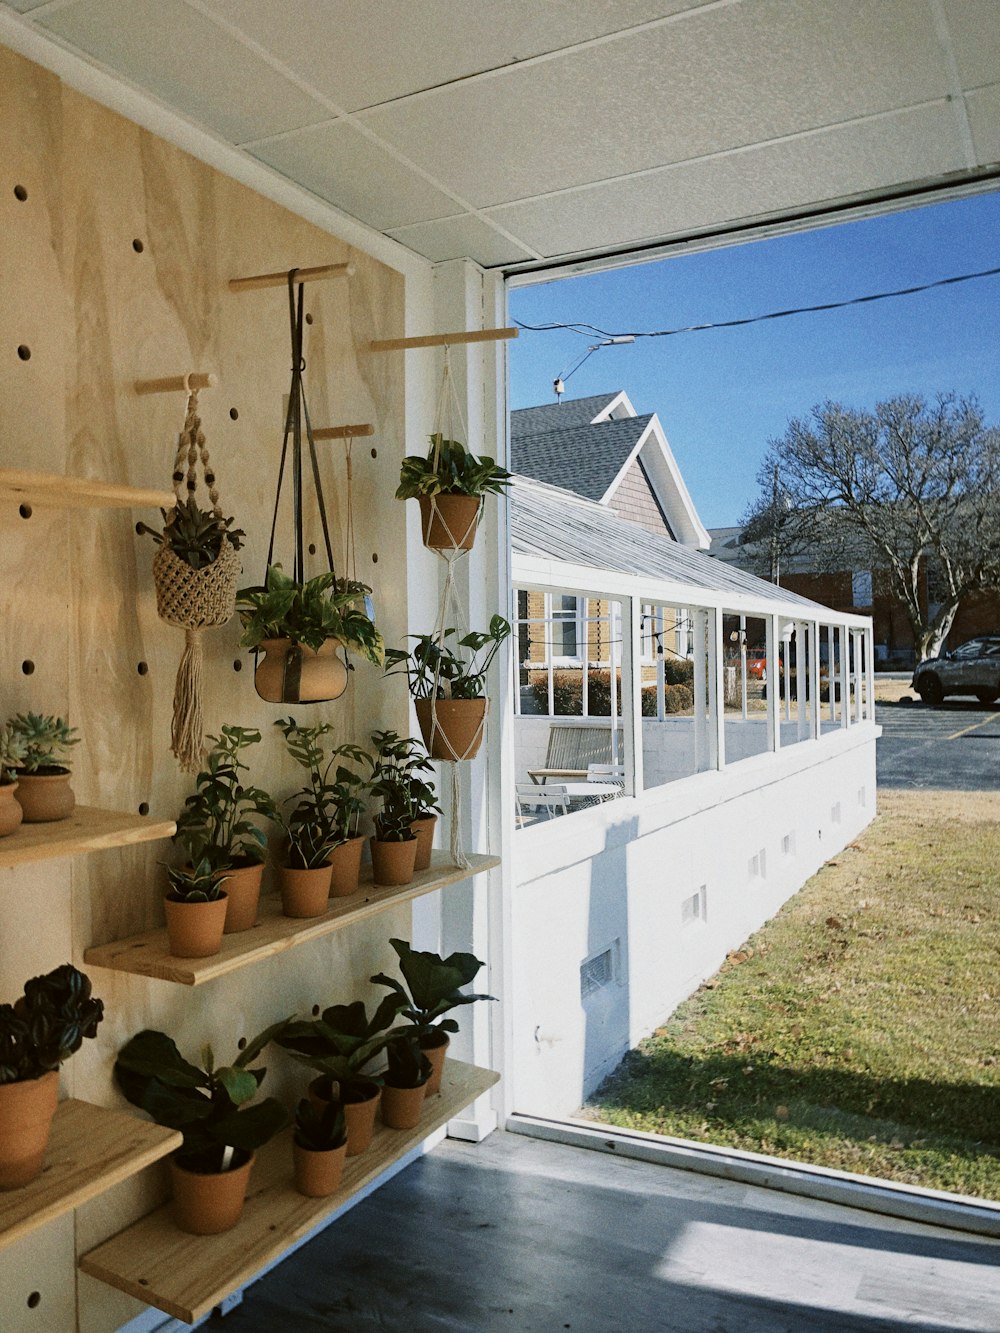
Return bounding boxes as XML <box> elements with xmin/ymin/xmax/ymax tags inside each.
<box><xmin>254</xmin><ymin>637</ymin><xmax>349</xmax><ymax>704</ymax></box>
<box><xmin>418</xmin><ymin>494</ymin><xmax>481</xmax><ymax>552</ymax></box>
<box><xmin>415</xmin><ymin>698</ymin><xmax>487</xmax><ymax>761</ymax></box>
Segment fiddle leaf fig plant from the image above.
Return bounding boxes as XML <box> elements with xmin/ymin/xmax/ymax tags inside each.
<box><xmin>294</xmin><ymin>1097</ymin><xmax>347</xmax><ymax>1152</ymax></box>
<box><xmin>174</xmin><ymin>725</ymin><xmax>272</xmax><ymax>874</ymax></box>
<box><xmin>396</xmin><ymin>434</ymin><xmax>511</xmax><ymax>500</ymax></box>
<box><xmin>6</xmin><ymin>713</ymin><xmax>80</xmax><ymax>774</ymax></box>
<box><xmin>237</xmin><ymin>564</ymin><xmax>384</xmax><ymax>666</ymax></box>
<box><xmin>275</xmin><ymin>999</ymin><xmax>401</xmax><ymax>1102</ymax></box>
<box><xmin>385</xmin><ymin>616</ymin><xmax>511</xmax><ymax>700</ymax></box>
<box><xmin>114</xmin><ymin>1024</ymin><xmax>290</xmax><ymax>1172</ymax></box>
<box><xmin>372</xmin><ymin>938</ymin><xmax>495</xmax><ymax>1043</ymax></box>
<box><xmin>0</xmin><ymin>964</ymin><xmax>104</xmax><ymax>1085</ymax></box>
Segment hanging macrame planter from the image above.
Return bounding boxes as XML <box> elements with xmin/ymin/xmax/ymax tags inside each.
<box><xmin>418</xmin><ymin>491</ymin><xmax>482</xmax><ymax>552</ymax></box>
<box><xmin>151</xmin><ymin>387</ymin><xmax>240</xmax><ymax>772</ymax></box>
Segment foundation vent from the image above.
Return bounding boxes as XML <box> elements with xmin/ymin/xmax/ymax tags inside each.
<box><xmin>580</xmin><ymin>945</ymin><xmax>616</xmax><ymax>999</ymax></box>
<box><xmin>682</xmin><ymin>885</ymin><xmax>708</xmax><ymax>926</ymax></box>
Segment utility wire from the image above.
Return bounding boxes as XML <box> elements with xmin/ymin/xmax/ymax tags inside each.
<box><xmin>514</xmin><ymin>263</ymin><xmax>1000</xmax><ymax>341</ymax></box>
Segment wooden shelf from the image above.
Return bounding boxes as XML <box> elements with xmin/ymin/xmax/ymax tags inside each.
<box><xmin>0</xmin><ymin>469</ymin><xmax>174</xmax><ymax>510</ymax></box>
<box><xmin>80</xmin><ymin>1060</ymin><xmax>499</xmax><ymax>1324</ymax></box>
<box><xmin>84</xmin><ymin>850</ymin><xmax>500</xmax><ymax>985</ymax></box>
<box><xmin>0</xmin><ymin>1100</ymin><xmax>181</xmax><ymax>1253</ymax></box>
<box><xmin>0</xmin><ymin>806</ymin><xmax>175</xmax><ymax>869</ymax></box>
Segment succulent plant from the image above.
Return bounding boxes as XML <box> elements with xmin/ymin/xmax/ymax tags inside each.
<box><xmin>164</xmin><ymin>856</ymin><xmax>227</xmax><ymax>903</ymax></box>
<box><xmin>138</xmin><ymin>497</ymin><xmax>244</xmax><ymax>572</ymax></box>
<box><xmin>0</xmin><ymin>724</ymin><xmax>27</xmax><ymax>784</ymax></box>
<box><xmin>6</xmin><ymin>713</ymin><xmax>80</xmax><ymax>774</ymax></box>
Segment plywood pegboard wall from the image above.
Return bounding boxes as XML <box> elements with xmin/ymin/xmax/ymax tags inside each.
<box><xmin>0</xmin><ymin>43</ymin><xmax>421</xmax><ymax>1333</ymax></box>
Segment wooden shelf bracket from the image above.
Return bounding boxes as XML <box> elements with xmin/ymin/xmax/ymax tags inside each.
<box><xmin>134</xmin><ymin>373</ymin><xmax>217</xmax><ymax>396</ymax></box>
<box><xmin>228</xmin><ymin>262</ymin><xmax>355</xmax><ymax>293</ymax></box>
<box><xmin>369</xmin><ymin>326</ymin><xmax>518</xmax><ymax>353</ymax></box>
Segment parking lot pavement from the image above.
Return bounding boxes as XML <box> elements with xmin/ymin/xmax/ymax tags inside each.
<box><xmin>877</xmin><ymin>698</ymin><xmax>1000</xmax><ymax>791</ymax></box>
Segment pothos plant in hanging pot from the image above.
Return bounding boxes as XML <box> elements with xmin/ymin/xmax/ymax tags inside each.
<box><xmin>396</xmin><ymin>433</ymin><xmax>511</xmax><ymax>552</ymax></box>
<box><xmin>384</xmin><ymin>616</ymin><xmax>511</xmax><ymax>761</ymax></box>
<box><xmin>236</xmin><ymin>564</ymin><xmax>384</xmax><ymax>704</ymax></box>
<box><xmin>0</xmin><ymin>723</ymin><xmax>27</xmax><ymax>838</ymax></box>
<box><xmin>6</xmin><ymin>713</ymin><xmax>80</xmax><ymax>823</ymax></box>
<box><xmin>0</xmin><ymin>964</ymin><xmax>104</xmax><ymax>1190</ymax></box>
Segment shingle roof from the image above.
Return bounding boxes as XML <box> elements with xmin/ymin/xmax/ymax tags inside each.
<box><xmin>510</xmin><ymin>393</ymin><xmax>620</xmax><ymax>435</ymax></box>
<box><xmin>510</xmin><ymin>413</ymin><xmax>653</xmax><ymax>502</ymax></box>
<box><xmin>511</xmin><ymin>476</ymin><xmax>826</xmax><ymax>611</ymax></box>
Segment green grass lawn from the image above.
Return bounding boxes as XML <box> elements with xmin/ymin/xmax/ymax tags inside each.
<box><xmin>583</xmin><ymin>791</ymin><xmax>1000</xmax><ymax>1199</ymax></box>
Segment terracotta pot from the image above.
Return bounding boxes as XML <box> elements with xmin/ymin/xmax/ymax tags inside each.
<box><xmin>13</xmin><ymin>771</ymin><xmax>75</xmax><ymax>823</ymax></box>
<box><xmin>279</xmin><ymin>862</ymin><xmax>333</xmax><ymax>918</ymax></box>
<box><xmin>293</xmin><ymin>1139</ymin><xmax>348</xmax><ymax>1198</ymax></box>
<box><xmin>381</xmin><ymin>1080</ymin><xmax>429</xmax><ymax>1130</ymax></box>
<box><xmin>415</xmin><ymin>698</ymin><xmax>487</xmax><ymax>761</ymax></box>
<box><xmin>0</xmin><ymin>1070</ymin><xmax>59</xmax><ymax>1190</ymax></box>
<box><xmin>410</xmin><ymin>815</ymin><xmax>438</xmax><ymax>872</ymax></box>
<box><xmin>369</xmin><ymin>836</ymin><xmax>417</xmax><ymax>887</ymax></box>
<box><xmin>328</xmin><ymin>835</ymin><xmax>365</xmax><ymax>897</ymax></box>
<box><xmin>254</xmin><ymin>637</ymin><xmax>348</xmax><ymax>704</ymax></box>
<box><xmin>218</xmin><ymin>861</ymin><xmax>264</xmax><ymax>934</ymax></box>
<box><xmin>310</xmin><ymin>1078</ymin><xmax>381</xmax><ymax>1157</ymax></box>
<box><xmin>0</xmin><ymin>782</ymin><xmax>23</xmax><ymax>838</ymax></box>
<box><xmin>418</xmin><ymin>494</ymin><xmax>481</xmax><ymax>551</ymax></box>
<box><xmin>169</xmin><ymin>1151</ymin><xmax>254</xmax><ymax>1235</ymax></box>
<box><xmin>420</xmin><ymin>1032</ymin><xmax>450</xmax><ymax>1098</ymax></box>
<box><xmin>164</xmin><ymin>892</ymin><xmax>228</xmax><ymax>958</ymax></box>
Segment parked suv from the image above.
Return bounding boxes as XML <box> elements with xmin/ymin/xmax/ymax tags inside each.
<box><xmin>911</xmin><ymin>635</ymin><xmax>1000</xmax><ymax>705</ymax></box>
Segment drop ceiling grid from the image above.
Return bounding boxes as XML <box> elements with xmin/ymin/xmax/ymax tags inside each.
<box><xmin>195</xmin><ymin>0</ymin><xmax>710</xmax><ymax>115</ymax></box>
<box><xmin>966</xmin><ymin>84</ymin><xmax>1000</xmax><ymax>162</ymax></box>
<box><xmin>484</xmin><ymin>101</ymin><xmax>968</xmax><ymax>258</ymax></box>
<box><xmin>356</xmin><ymin>0</ymin><xmax>952</xmax><ymax>210</ymax></box>
<box><xmin>32</xmin><ymin>0</ymin><xmax>331</xmax><ymax>143</ymax></box>
<box><xmin>940</xmin><ymin>0</ymin><xmax>1000</xmax><ymax>88</ymax></box>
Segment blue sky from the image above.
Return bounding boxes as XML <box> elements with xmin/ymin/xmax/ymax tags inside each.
<box><xmin>508</xmin><ymin>190</ymin><xmax>1000</xmax><ymax>529</ymax></box>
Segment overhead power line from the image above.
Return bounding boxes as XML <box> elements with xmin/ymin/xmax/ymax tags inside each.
<box><xmin>514</xmin><ymin>263</ymin><xmax>1000</xmax><ymax>342</ymax></box>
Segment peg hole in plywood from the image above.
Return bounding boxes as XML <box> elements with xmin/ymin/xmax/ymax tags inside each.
<box><xmin>27</xmin><ymin>1291</ymin><xmax>41</xmax><ymax>1309</ymax></box>
<box><xmin>132</xmin><ymin>239</ymin><xmax>144</xmax><ymax>253</ymax></box>
<box><xmin>137</xmin><ymin>661</ymin><xmax>149</xmax><ymax>676</ymax></box>
<box><xmin>370</xmin><ymin>447</ymin><xmax>377</xmax><ymax>459</ymax></box>
<box><xmin>311</xmin><ymin>1004</ymin><xmax>320</xmax><ymax>1016</ymax></box>
<box><xmin>308</xmin><ymin>543</ymin><xmax>316</xmax><ymax>555</ymax></box>
<box><xmin>372</xmin><ymin>552</ymin><xmax>378</xmax><ymax>564</ymax></box>
<box><xmin>237</xmin><ymin>1037</ymin><xmax>247</xmax><ymax>1051</ymax></box>
<box><xmin>229</xmin><ymin>407</ymin><xmax>239</xmax><ymax>420</ymax></box>
<box><xmin>14</xmin><ymin>184</ymin><xmax>27</xmax><ymax>201</ymax></box>
<box><xmin>19</xmin><ymin>503</ymin><xmax>32</xmax><ymax>519</ymax></box>
<box><xmin>17</xmin><ymin>344</ymin><xmax>31</xmax><ymax>361</ymax></box>
<box><xmin>138</xmin><ymin>802</ymin><xmax>149</xmax><ymax>816</ymax></box>
<box><xmin>305</xmin><ymin>312</ymin><xmax>313</xmax><ymax>325</ymax></box>
<box><xmin>21</xmin><ymin>660</ymin><xmax>34</xmax><ymax>675</ymax></box>
<box><xmin>233</xmin><ymin>659</ymin><xmax>243</xmax><ymax>672</ymax></box>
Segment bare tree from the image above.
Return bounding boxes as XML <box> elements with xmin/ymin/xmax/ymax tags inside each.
<box><xmin>743</xmin><ymin>394</ymin><xmax>1000</xmax><ymax>660</ymax></box>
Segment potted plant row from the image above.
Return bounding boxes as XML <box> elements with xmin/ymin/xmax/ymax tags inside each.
<box><xmin>397</xmin><ymin>432</ymin><xmax>511</xmax><ymax>552</ymax></box>
<box><xmin>385</xmin><ymin>616</ymin><xmax>511</xmax><ymax>761</ymax></box>
<box><xmin>0</xmin><ymin>964</ymin><xmax>104</xmax><ymax>1190</ymax></box>
<box><xmin>1</xmin><ymin>713</ymin><xmax>80</xmax><ymax>825</ymax></box>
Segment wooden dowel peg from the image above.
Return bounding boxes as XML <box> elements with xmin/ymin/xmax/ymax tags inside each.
<box><xmin>312</xmin><ymin>423</ymin><xmax>375</xmax><ymax>440</ymax></box>
<box><xmin>369</xmin><ymin>327</ymin><xmax>518</xmax><ymax>353</ymax></box>
<box><xmin>228</xmin><ymin>262</ymin><xmax>355</xmax><ymax>292</ymax></box>
<box><xmin>134</xmin><ymin>373</ymin><xmax>217</xmax><ymax>395</ymax></box>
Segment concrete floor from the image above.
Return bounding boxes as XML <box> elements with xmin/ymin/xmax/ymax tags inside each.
<box><xmin>211</xmin><ymin>1130</ymin><xmax>1000</xmax><ymax>1332</ymax></box>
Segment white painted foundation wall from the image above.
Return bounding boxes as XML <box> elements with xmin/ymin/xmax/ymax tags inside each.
<box><xmin>510</xmin><ymin>726</ymin><xmax>877</xmax><ymax>1119</ymax></box>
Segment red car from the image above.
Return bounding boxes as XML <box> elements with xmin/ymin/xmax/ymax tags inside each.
<box><xmin>745</xmin><ymin>654</ymin><xmax>767</xmax><ymax>681</ymax></box>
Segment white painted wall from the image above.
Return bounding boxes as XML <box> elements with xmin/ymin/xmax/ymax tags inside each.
<box><xmin>509</xmin><ymin>726</ymin><xmax>877</xmax><ymax>1118</ymax></box>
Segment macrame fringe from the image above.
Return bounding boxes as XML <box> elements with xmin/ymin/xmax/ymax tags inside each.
<box><xmin>171</xmin><ymin>628</ymin><xmax>207</xmax><ymax>773</ymax></box>
<box><xmin>449</xmin><ymin>763</ymin><xmax>471</xmax><ymax>870</ymax></box>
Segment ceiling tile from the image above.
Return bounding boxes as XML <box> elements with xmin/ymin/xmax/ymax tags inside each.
<box><xmin>199</xmin><ymin>0</ymin><xmax>709</xmax><ymax>114</ymax></box>
<box><xmin>966</xmin><ymin>83</ymin><xmax>1000</xmax><ymax>164</ymax></box>
<box><xmin>941</xmin><ymin>0</ymin><xmax>1000</xmax><ymax>90</ymax></box>
<box><xmin>487</xmin><ymin>103</ymin><xmax>967</xmax><ymax>258</ymax></box>
<box><xmin>362</xmin><ymin>0</ymin><xmax>949</xmax><ymax>207</ymax></box>
<box><xmin>36</xmin><ymin>0</ymin><xmax>329</xmax><ymax>142</ymax></box>
<box><xmin>386</xmin><ymin>214</ymin><xmax>536</xmax><ymax>266</ymax></box>
<box><xmin>249</xmin><ymin>121</ymin><xmax>458</xmax><ymax>231</ymax></box>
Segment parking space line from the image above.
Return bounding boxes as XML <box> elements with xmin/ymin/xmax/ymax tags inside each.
<box><xmin>946</xmin><ymin>714</ymin><xmax>999</xmax><ymax>741</ymax></box>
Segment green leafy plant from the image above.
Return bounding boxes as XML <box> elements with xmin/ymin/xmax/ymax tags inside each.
<box><xmin>369</xmin><ymin>730</ymin><xmax>431</xmax><ymax>843</ymax></box>
<box><xmin>275</xmin><ymin>999</ymin><xmax>401</xmax><ymax>1102</ymax></box>
<box><xmin>114</xmin><ymin>1025</ymin><xmax>290</xmax><ymax>1172</ymax></box>
<box><xmin>294</xmin><ymin>1097</ymin><xmax>347</xmax><ymax>1152</ymax></box>
<box><xmin>384</xmin><ymin>1030</ymin><xmax>431</xmax><ymax>1089</ymax></box>
<box><xmin>396</xmin><ymin>434</ymin><xmax>511</xmax><ymax>500</ymax></box>
<box><xmin>137</xmin><ymin>497</ymin><xmax>244</xmax><ymax>571</ymax></box>
<box><xmin>164</xmin><ymin>856</ymin><xmax>227</xmax><ymax>904</ymax></box>
<box><xmin>385</xmin><ymin>616</ymin><xmax>511</xmax><ymax>700</ymax></box>
<box><xmin>272</xmin><ymin>718</ymin><xmax>370</xmax><ymax>869</ymax></box>
<box><xmin>236</xmin><ymin>564</ymin><xmax>384</xmax><ymax>667</ymax></box>
<box><xmin>0</xmin><ymin>724</ymin><xmax>27</xmax><ymax>785</ymax></box>
<box><xmin>174</xmin><ymin>725</ymin><xmax>272</xmax><ymax>874</ymax></box>
<box><xmin>372</xmin><ymin>938</ymin><xmax>495</xmax><ymax>1044</ymax></box>
<box><xmin>0</xmin><ymin>964</ymin><xmax>104</xmax><ymax>1085</ymax></box>
<box><xmin>7</xmin><ymin>713</ymin><xmax>80</xmax><ymax>774</ymax></box>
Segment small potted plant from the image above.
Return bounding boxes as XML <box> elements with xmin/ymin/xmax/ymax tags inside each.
<box><xmin>372</xmin><ymin>938</ymin><xmax>495</xmax><ymax>1097</ymax></box>
<box><xmin>292</xmin><ymin>1097</ymin><xmax>348</xmax><ymax>1198</ymax></box>
<box><xmin>385</xmin><ymin>616</ymin><xmax>511</xmax><ymax>761</ymax></box>
<box><xmin>163</xmin><ymin>858</ymin><xmax>229</xmax><ymax>958</ymax></box>
<box><xmin>114</xmin><ymin>1026</ymin><xmax>289</xmax><ymax>1235</ymax></box>
<box><xmin>174</xmin><ymin>725</ymin><xmax>272</xmax><ymax>934</ymax></box>
<box><xmin>0</xmin><ymin>964</ymin><xmax>104</xmax><ymax>1189</ymax></box>
<box><xmin>0</xmin><ymin>723</ymin><xmax>26</xmax><ymax>838</ymax></box>
<box><xmin>396</xmin><ymin>433</ymin><xmax>511</xmax><ymax>552</ymax></box>
<box><xmin>6</xmin><ymin>713</ymin><xmax>80</xmax><ymax>823</ymax></box>
<box><xmin>406</xmin><ymin>752</ymin><xmax>440</xmax><ymax>873</ymax></box>
<box><xmin>368</xmin><ymin>731</ymin><xmax>421</xmax><ymax>886</ymax></box>
<box><xmin>271</xmin><ymin>720</ymin><xmax>367</xmax><ymax>916</ymax></box>
<box><xmin>236</xmin><ymin>564</ymin><xmax>384</xmax><ymax>704</ymax></box>
<box><xmin>380</xmin><ymin>1030</ymin><xmax>431</xmax><ymax>1130</ymax></box>
<box><xmin>326</xmin><ymin>748</ymin><xmax>372</xmax><ymax>898</ymax></box>
<box><xmin>275</xmin><ymin>999</ymin><xmax>399</xmax><ymax>1157</ymax></box>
